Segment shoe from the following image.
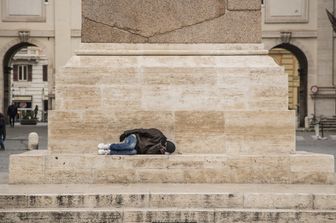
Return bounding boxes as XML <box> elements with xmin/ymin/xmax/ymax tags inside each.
<box><xmin>98</xmin><ymin>149</ymin><xmax>109</xmax><ymax>155</ymax></box>
<box><xmin>97</xmin><ymin>143</ymin><xmax>110</xmax><ymax>150</ymax></box>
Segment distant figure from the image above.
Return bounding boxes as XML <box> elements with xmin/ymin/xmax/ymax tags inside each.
<box><xmin>7</xmin><ymin>103</ymin><xmax>17</xmax><ymax>127</ymax></box>
<box><xmin>0</xmin><ymin>113</ymin><xmax>6</xmax><ymax>150</ymax></box>
<box><xmin>34</xmin><ymin>105</ymin><xmax>39</xmax><ymax>119</ymax></box>
<box><xmin>98</xmin><ymin>128</ymin><xmax>176</xmax><ymax>155</ymax></box>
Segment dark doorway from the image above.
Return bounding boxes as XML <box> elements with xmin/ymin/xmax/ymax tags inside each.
<box><xmin>270</xmin><ymin>43</ymin><xmax>308</xmax><ymax>128</ymax></box>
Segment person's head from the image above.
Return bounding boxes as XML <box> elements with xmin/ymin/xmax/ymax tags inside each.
<box><xmin>165</xmin><ymin>140</ymin><xmax>176</xmax><ymax>154</ymax></box>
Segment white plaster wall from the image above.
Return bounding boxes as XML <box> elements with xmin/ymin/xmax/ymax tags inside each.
<box><xmin>262</xmin><ymin>0</ymin><xmax>317</xmax><ymax>31</ymax></box>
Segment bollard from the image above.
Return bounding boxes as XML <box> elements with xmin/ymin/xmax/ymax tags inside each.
<box><xmin>304</xmin><ymin>116</ymin><xmax>310</xmax><ymax>130</ymax></box>
<box><xmin>28</xmin><ymin>132</ymin><xmax>39</xmax><ymax>150</ymax></box>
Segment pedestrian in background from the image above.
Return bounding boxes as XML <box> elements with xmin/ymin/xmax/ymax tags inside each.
<box><xmin>0</xmin><ymin>113</ymin><xmax>6</xmax><ymax>150</ymax></box>
<box><xmin>7</xmin><ymin>103</ymin><xmax>17</xmax><ymax>127</ymax></box>
<box><xmin>34</xmin><ymin>105</ymin><xmax>39</xmax><ymax>119</ymax></box>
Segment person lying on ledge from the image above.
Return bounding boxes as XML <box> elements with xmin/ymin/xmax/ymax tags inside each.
<box><xmin>97</xmin><ymin>128</ymin><xmax>175</xmax><ymax>155</ymax></box>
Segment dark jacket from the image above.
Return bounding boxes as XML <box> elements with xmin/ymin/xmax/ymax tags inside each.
<box><xmin>7</xmin><ymin>105</ymin><xmax>17</xmax><ymax>117</ymax></box>
<box><xmin>119</xmin><ymin>128</ymin><xmax>167</xmax><ymax>154</ymax></box>
<box><xmin>0</xmin><ymin>117</ymin><xmax>6</xmax><ymax>140</ymax></box>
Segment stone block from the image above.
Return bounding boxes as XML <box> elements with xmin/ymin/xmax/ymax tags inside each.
<box><xmin>9</xmin><ymin>151</ymin><xmax>45</xmax><ymax>184</ymax></box>
<box><xmin>224</xmin><ymin>111</ymin><xmax>295</xmax><ymax>135</ymax></box>
<box><xmin>82</xmin><ymin>0</ymin><xmax>261</xmax><ymax>43</ymax></box>
<box><xmin>214</xmin><ymin>210</ymin><xmax>336</xmax><ymax>223</ymax></box>
<box><xmin>143</xmin><ymin>67</ymin><xmax>217</xmax><ymax>86</ymax></box>
<box><xmin>124</xmin><ymin>210</ymin><xmax>215</xmax><ymax>223</ymax></box>
<box><xmin>59</xmin><ymin>67</ymin><xmax>140</xmax><ymax>86</ymax></box>
<box><xmin>244</xmin><ymin>193</ymin><xmax>313</xmax><ymax>209</ymax></box>
<box><xmin>148</xmin><ymin>11</ymin><xmax>261</xmax><ymax>43</ymax></box>
<box><xmin>175</xmin><ymin>133</ymin><xmax>227</xmax><ymax>154</ymax></box>
<box><xmin>175</xmin><ymin>111</ymin><xmax>225</xmax><ymax>133</ymax></box>
<box><xmin>314</xmin><ymin>194</ymin><xmax>336</xmax><ymax>210</ymax></box>
<box><xmin>225</xmin><ymin>134</ymin><xmax>295</xmax><ymax>154</ymax></box>
<box><xmin>7</xmin><ymin>151</ymin><xmax>336</xmax><ymax>185</ymax></box>
<box><xmin>0</xmin><ymin>195</ymin><xmax>27</xmax><ymax>209</ymax></box>
<box><xmin>290</xmin><ymin>153</ymin><xmax>335</xmax><ymax>173</ymax></box>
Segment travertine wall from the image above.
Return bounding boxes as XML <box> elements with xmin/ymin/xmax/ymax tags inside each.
<box><xmin>49</xmin><ymin>44</ymin><xmax>295</xmax><ymax>155</ymax></box>
<box><xmin>81</xmin><ymin>0</ymin><xmax>261</xmax><ymax>43</ymax></box>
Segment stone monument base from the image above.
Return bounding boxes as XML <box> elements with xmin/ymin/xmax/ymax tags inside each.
<box><xmin>8</xmin><ymin>43</ymin><xmax>335</xmax><ymax>185</ymax></box>
<box><xmin>9</xmin><ymin>150</ymin><xmax>334</xmax><ymax>184</ymax></box>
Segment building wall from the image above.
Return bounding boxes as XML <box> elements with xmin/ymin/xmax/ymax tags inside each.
<box><xmin>262</xmin><ymin>0</ymin><xmax>336</xmax><ymax>118</ymax></box>
<box><xmin>0</xmin><ymin>0</ymin><xmax>81</xmax><ymax>114</ymax></box>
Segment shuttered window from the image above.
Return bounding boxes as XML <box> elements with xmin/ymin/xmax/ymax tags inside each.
<box><xmin>43</xmin><ymin>65</ymin><xmax>48</xmax><ymax>81</ymax></box>
<box><xmin>13</xmin><ymin>65</ymin><xmax>18</xmax><ymax>81</ymax></box>
<box><xmin>14</xmin><ymin>64</ymin><xmax>30</xmax><ymax>81</ymax></box>
<box><xmin>28</xmin><ymin>65</ymin><xmax>32</xmax><ymax>81</ymax></box>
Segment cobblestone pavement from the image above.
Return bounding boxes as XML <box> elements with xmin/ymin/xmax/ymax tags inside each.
<box><xmin>0</xmin><ymin>124</ymin><xmax>335</xmax><ymax>184</ymax></box>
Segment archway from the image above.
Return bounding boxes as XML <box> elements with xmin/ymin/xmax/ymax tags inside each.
<box><xmin>2</xmin><ymin>42</ymin><xmax>49</xmax><ymax>122</ymax></box>
<box><xmin>269</xmin><ymin>43</ymin><xmax>308</xmax><ymax>128</ymax></box>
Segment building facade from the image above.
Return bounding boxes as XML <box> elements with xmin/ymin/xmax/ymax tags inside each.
<box><xmin>0</xmin><ymin>0</ymin><xmax>81</xmax><ymax>116</ymax></box>
<box><xmin>0</xmin><ymin>0</ymin><xmax>335</xmax><ymax>127</ymax></box>
<box><xmin>263</xmin><ymin>0</ymin><xmax>336</xmax><ymax>127</ymax></box>
<box><xmin>10</xmin><ymin>46</ymin><xmax>48</xmax><ymax>121</ymax></box>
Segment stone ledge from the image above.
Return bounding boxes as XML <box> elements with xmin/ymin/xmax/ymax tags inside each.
<box><xmin>75</xmin><ymin>43</ymin><xmax>268</xmax><ymax>56</ymax></box>
<box><xmin>9</xmin><ymin>151</ymin><xmax>335</xmax><ymax>184</ymax></box>
<box><xmin>1</xmin><ymin>208</ymin><xmax>336</xmax><ymax>223</ymax></box>
<box><xmin>1</xmin><ymin>184</ymin><xmax>336</xmax><ymax>210</ymax></box>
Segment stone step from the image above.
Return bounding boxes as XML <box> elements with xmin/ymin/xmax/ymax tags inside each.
<box><xmin>1</xmin><ymin>184</ymin><xmax>335</xmax><ymax>210</ymax></box>
<box><xmin>1</xmin><ymin>184</ymin><xmax>335</xmax><ymax>222</ymax></box>
<box><xmin>1</xmin><ymin>208</ymin><xmax>336</xmax><ymax>223</ymax></box>
<box><xmin>9</xmin><ymin>151</ymin><xmax>335</xmax><ymax>184</ymax></box>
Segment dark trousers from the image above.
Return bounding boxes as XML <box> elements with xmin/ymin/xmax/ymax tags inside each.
<box><xmin>9</xmin><ymin>116</ymin><xmax>15</xmax><ymax>127</ymax></box>
<box><xmin>0</xmin><ymin>136</ymin><xmax>4</xmax><ymax>150</ymax></box>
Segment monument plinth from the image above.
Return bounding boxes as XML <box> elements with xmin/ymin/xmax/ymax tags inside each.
<box><xmin>4</xmin><ymin>1</ymin><xmax>336</xmax><ymax>222</ymax></box>
<box><xmin>9</xmin><ymin>0</ymin><xmax>334</xmax><ymax>184</ymax></box>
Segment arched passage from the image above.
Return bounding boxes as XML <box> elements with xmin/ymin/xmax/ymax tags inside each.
<box><xmin>2</xmin><ymin>42</ymin><xmax>35</xmax><ymax>115</ymax></box>
<box><xmin>2</xmin><ymin>42</ymin><xmax>49</xmax><ymax>122</ymax></box>
<box><xmin>270</xmin><ymin>43</ymin><xmax>308</xmax><ymax>128</ymax></box>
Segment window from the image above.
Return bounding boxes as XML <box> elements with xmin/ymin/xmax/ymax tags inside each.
<box><xmin>13</xmin><ymin>64</ymin><xmax>32</xmax><ymax>82</ymax></box>
<box><xmin>18</xmin><ymin>65</ymin><xmax>28</xmax><ymax>81</ymax></box>
<box><xmin>43</xmin><ymin>65</ymin><xmax>48</xmax><ymax>81</ymax></box>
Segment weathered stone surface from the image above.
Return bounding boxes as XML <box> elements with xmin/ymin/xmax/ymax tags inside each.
<box><xmin>1</xmin><ymin>209</ymin><xmax>336</xmax><ymax>223</ymax></box>
<box><xmin>244</xmin><ymin>193</ymin><xmax>313</xmax><ymax>209</ymax></box>
<box><xmin>82</xmin><ymin>0</ymin><xmax>261</xmax><ymax>43</ymax></box>
<box><xmin>11</xmin><ymin>43</ymin><xmax>334</xmax><ymax>185</ymax></box>
<box><xmin>9</xmin><ymin>151</ymin><xmax>335</xmax><ymax>184</ymax></box>
<box><xmin>228</xmin><ymin>0</ymin><xmax>261</xmax><ymax>11</ymax></box>
<box><xmin>9</xmin><ymin>151</ymin><xmax>45</xmax><ymax>184</ymax></box>
<box><xmin>47</xmin><ymin>45</ymin><xmax>295</xmax><ymax>155</ymax></box>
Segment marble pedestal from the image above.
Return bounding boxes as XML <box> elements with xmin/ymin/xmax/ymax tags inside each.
<box><xmin>9</xmin><ymin>44</ymin><xmax>335</xmax><ymax>184</ymax></box>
